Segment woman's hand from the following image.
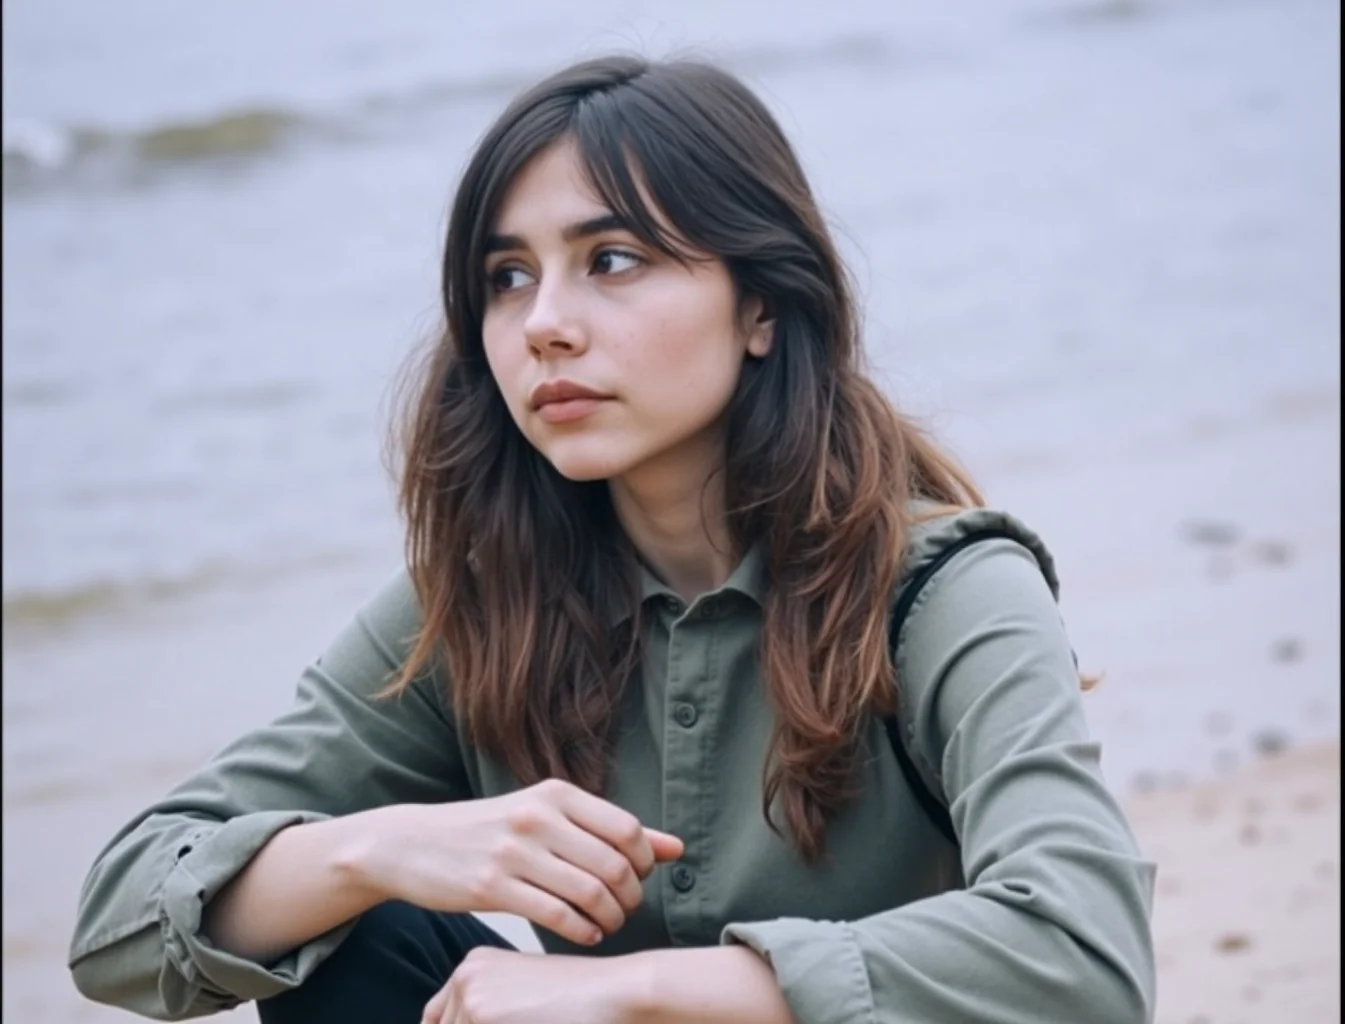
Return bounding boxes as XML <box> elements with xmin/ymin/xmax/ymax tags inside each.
<box><xmin>420</xmin><ymin>949</ymin><xmax>648</xmax><ymax>1024</ymax></box>
<box><xmin>357</xmin><ymin>779</ymin><xmax>683</xmax><ymax>946</ymax></box>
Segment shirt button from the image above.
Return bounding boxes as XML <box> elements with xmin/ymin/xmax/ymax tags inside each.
<box><xmin>673</xmin><ymin>701</ymin><xmax>699</xmax><ymax>728</ymax></box>
<box><xmin>671</xmin><ymin>865</ymin><xmax>696</xmax><ymax>892</ymax></box>
<box><xmin>665</xmin><ymin>597</ymin><xmax>684</xmax><ymax>615</ymax></box>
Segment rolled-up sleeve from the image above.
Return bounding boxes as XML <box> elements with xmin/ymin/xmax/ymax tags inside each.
<box><xmin>723</xmin><ymin>539</ymin><xmax>1157</xmax><ymax>1024</ymax></box>
<box><xmin>68</xmin><ymin>571</ymin><xmax>470</xmax><ymax>1020</ymax></box>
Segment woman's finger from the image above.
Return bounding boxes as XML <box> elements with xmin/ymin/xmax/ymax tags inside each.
<box><xmin>549</xmin><ymin>783</ymin><xmax>658</xmax><ymax>878</ymax></box>
<box><xmin>495</xmin><ymin>876</ymin><xmax>606</xmax><ymax>947</ymax></box>
<box><xmin>542</xmin><ymin>823</ymin><xmax>645</xmax><ymax>916</ymax></box>
<box><xmin>441</xmin><ymin>985</ymin><xmax>462</xmax><ymax>1024</ymax></box>
<box><xmin>518</xmin><ymin>848</ymin><xmax>629</xmax><ymax>934</ymax></box>
<box><xmin>421</xmin><ymin>979</ymin><xmax>451</xmax><ymax>1024</ymax></box>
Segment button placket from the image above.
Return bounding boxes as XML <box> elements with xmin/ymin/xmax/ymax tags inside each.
<box><xmin>660</xmin><ymin>608</ymin><xmax>707</xmax><ymax>943</ymax></box>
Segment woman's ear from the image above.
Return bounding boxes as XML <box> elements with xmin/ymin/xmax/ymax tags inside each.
<box><xmin>742</xmin><ymin>297</ymin><xmax>775</xmax><ymax>358</ymax></box>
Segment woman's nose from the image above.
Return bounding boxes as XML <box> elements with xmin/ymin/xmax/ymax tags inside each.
<box><xmin>523</xmin><ymin>280</ymin><xmax>588</xmax><ymax>358</ymax></box>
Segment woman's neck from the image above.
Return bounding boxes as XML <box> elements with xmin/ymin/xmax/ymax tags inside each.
<box><xmin>608</xmin><ymin>439</ymin><xmax>735</xmax><ymax>603</ymax></box>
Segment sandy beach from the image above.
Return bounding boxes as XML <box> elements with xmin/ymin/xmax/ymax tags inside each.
<box><xmin>1137</xmin><ymin>741</ymin><xmax>1341</xmax><ymax>1023</ymax></box>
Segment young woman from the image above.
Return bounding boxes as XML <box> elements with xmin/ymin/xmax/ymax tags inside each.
<box><xmin>69</xmin><ymin>56</ymin><xmax>1156</xmax><ymax>1024</ymax></box>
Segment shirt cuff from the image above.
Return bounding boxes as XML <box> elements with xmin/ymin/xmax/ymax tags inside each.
<box><xmin>721</xmin><ymin>918</ymin><xmax>878</xmax><ymax>1024</ymax></box>
<box><xmin>160</xmin><ymin>810</ymin><xmax>356</xmax><ymax>1007</ymax></box>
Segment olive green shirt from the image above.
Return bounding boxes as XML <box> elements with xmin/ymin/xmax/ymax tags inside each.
<box><xmin>68</xmin><ymin>508</ymin><xmax>1156</xmax><ymax>1023</ymax></box>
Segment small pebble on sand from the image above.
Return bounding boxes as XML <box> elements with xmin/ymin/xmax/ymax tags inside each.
<box><xmin>1271</xmin><ymin>636</ymin><xmax>1304</xmax><ymax>664</ymax></box>
<box><xmin>1252</xmin><ymin>728</ymin><xmax>1290</xmax><ymax>758</ymax></box>
<box><xmin>1293</xmin><ymin>791</ymin><xmax>1322</xmax><ymax>813</ymax></box>
<box><xmin>1250</xmin><ymin>539</ymin><xmax>1293</xmax><ymax>566</ymax></box>
<box><xmin>1181</xmin><ymin>519</ymin><xmax>1240</xmax><ymax>547</ymax></box>
<box><xmin>1215</xmin><ymin>932</ymin><xmax>1252</xmax><ymax>954</ymax></box>
<box><xmin>1132</xmin><ymin>770</ymin><xmax>1160</xmax><ymax>794</ymax></box>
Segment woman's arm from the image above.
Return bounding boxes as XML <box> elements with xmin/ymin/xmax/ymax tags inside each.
<box><xmin>627</xmin><ymin>946</ymin><xmax>794</xmax><ymax>1024</ymax></box>
<box><xmin>204</xmin><ymin>782</ymin><xmax>685</xmax><ymax>967</ymax></box>
<box><xmin>417</xmin><ymin>945</ymin><xmax>791</xmax><ymax>1024</ymax></box>
<box><xmin>200</xmin><ymin>810</ymin><xmax>386</xmax><ymax>966</ymax></box>
<box><xmin>72</xmin><ymin>560</ymin><xmax>683</xmax><ymax>1021</ymax></box>
<box><xmin>68</xmin><ymin>571</ymin><xmax>470</xmax><ymax>1020</ymax></box>
<box><xmin>717</xmin><ymin>537</ymin><xmax>1156</xmax><ymax>1024</ymax></box>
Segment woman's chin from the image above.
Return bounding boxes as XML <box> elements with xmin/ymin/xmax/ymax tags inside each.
<box><xmin>542</xmin><ymin>445</ymin><xmax>634</xmax><ymax>483</ymax></box>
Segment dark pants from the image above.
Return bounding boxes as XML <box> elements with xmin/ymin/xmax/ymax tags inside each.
<box><xmin>256</xmin><ymin>902</ymin><xmax>517</xmax><ymax>1024</ymax></box>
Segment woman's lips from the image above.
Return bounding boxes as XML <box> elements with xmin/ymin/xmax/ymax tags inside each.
<box><xmin>535</xmin><ymin>397</ymin><xmax>610</xmax><ymax>424</ymax></box>
<box><xmin>528</xmin><ymin>379</ymin><xmax>613</xmax><ymax>422</ymax></box>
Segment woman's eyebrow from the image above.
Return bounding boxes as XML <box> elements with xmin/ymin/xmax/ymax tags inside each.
<box><xmin>483</xmin><ymin>213</ymin><xmax>631</xmax><ymax>255</ymax></box>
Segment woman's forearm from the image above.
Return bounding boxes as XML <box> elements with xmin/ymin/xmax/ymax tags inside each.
<box><xmin>626</xmin><ymin>945</ymin><xmax>795</xmax><ymax>1024</ymax></box>
<box><xmin>201</xmin><ymin>810</ymin><xmax>391</xmax><ymax>965</ymax></box>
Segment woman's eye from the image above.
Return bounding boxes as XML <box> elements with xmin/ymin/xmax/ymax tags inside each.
<box><xmin>489</xmin><ymin>266</ymin><xmax>534</xmax><ymax>293</ymax></box>
<box><xmin>592</xmin><ymin>249</ymin><xmax>642</xmax><ymax>275</ymax></box>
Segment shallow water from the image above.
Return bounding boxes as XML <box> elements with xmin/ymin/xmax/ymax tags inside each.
<box><xmin>2</xmin><ymin>0</ymin><xmax>1340</xmax><ymax>1020</ymax></box>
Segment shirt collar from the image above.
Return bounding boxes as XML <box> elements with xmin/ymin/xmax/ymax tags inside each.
<box><xmin>609</xmin><ymin>540</ymin><xmax>768</xmax><ymax>625</ymax></box>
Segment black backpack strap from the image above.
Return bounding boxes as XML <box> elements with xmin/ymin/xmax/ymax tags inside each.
<box><xmin>883</xmin><ymin>528</ymin><xmax>1020</xmax><ymax>847</ymax></box>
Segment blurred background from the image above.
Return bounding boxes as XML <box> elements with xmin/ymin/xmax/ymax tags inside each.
<box><xmin>4</xmin><ymin>0</ymin><xmax>1339</xmax><ymax>1020</ymax></box>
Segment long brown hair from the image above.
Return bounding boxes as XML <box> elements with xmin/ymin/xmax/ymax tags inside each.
<box><xmin>387</xmin><ymin>55</ymin><xmax>984</xmax><ymax>863</ymax></box>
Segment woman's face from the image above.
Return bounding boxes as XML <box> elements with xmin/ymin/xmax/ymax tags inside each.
<box><xmin>481</xmin><ymin>138</ymin><xmax>772</xmax><ymax>484</ymax></box>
